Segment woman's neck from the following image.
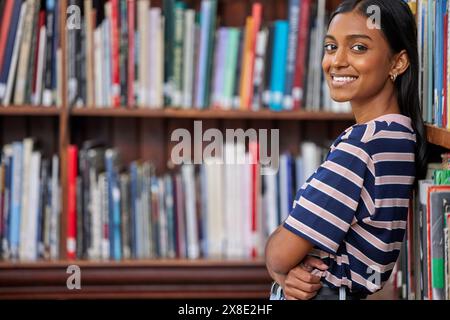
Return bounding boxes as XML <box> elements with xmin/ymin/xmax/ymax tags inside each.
<box><xmin>350</xmin><ymin>85</ymin><xmax>401</xmax><ymax>124</ymax></box>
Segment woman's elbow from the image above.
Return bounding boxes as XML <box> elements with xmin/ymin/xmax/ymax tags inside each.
<box><xmin>265</xmin><ymin>234</ymin><xmax>290</xmax><ymax>275</ymax></box>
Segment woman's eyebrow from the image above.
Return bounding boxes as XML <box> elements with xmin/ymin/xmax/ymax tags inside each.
<box><xmin>324</xmin><ymin>34</ymin><xmax>373</xmax><ymax>41</ymax></box>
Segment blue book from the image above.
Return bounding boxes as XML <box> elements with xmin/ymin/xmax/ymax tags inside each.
<box><xmin>194</xmin><ymin>0</ymin><xmax>212</xmax><ymax>108</ymax></box>
<box><xmin>427</xmin><ymin>0</ymin><xmax>434</xmax><ymax>123</ymax></box>
<box><xmin>9</xmin><ymin>142</ymin><xmax>23</xmax><ymax>259</ymax></box>
<box><xmin>105</xmin><ymin>150</ymin><xmax>121</xmax><ymax>260</ymax></box>
<box><xmin>269</xmin><ymin>20</ymin><xmax>289</xmax><ymax>111</ymax></box>
<box><xmin>284</xmin><ymin>0</ymin><xmax>300</xmax><ymax>110</ymax></box>
<box><xmin>129</xmin><ymin>162</ymin><xmax>138</xmax><ymax>258</ymax></box>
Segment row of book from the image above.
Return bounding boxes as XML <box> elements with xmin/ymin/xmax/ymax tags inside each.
<box><xmin>393</xmin><ymin>155</ymin><xmax>450</xmax><ymax>300</ymax></box>
<box><xmin>64</xmin><ymin>0</ymin><xmax>350</xmax><ymax>112</ymax></box>
<box><xmin>0</xmin><ymin>0</ymin><xmax>62</xmax><ymax>107</ymax></box>
<box><xmin>417</xmin><ymin>0</ymin><xmax>450</xmax><ymax>129</ymax></box>
<box><xmin>63</xmin><ymin>140</ymin><xmax>326</xmax><ymax>261</ymax></box>
<box><xmin>0</xmin><ymin>139</ymin><xmax>60</xmax><ymax>261</ymax></box>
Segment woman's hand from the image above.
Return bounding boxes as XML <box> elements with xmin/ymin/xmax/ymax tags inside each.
<box><xmin>283</xmin><ymin>256</ymin><xmax>328</xmax><ymax>300</ymax></box>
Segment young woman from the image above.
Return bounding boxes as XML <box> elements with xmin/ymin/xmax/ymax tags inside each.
<box><xmin>265</xmin><ymin>0</ymin><xmax>427</xmax><ymax>300</ymax></box>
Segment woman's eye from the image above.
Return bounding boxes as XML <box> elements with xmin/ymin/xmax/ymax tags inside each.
<box><xmin>324</xmin><ymin>43</ymin><xmax>337</xmax><ymax>51</ymax></box>
<box><xmin>352</xmin><ymin>44</ymin><xmax>368</xmax><ymax>52</ymax></box>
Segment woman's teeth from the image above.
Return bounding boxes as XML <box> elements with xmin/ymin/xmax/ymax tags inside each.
<box><xmin>332</xmin><ymin>76</ymin><xmax>357</xmax><ymax>83</ymax></box>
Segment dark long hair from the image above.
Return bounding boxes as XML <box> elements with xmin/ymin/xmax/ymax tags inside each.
<box><xmin>329</xmin><ymin>0</ymin><xmax>428</xmax><ymax>180</ymax></box>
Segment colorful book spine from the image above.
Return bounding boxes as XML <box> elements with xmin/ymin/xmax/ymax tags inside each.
<box><xmin>269</xmin><ymin>20</ymin><xmax>289</xmax><ymax>111</ymax></box>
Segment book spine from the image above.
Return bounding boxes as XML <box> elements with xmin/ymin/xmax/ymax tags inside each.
<box><xmin>42</xmin><ymin>0</ymin><xmax>55</xmax><ymax>106</ymax></box>
<box><xmin>0</xmin><ymin>0</ymin><xmax>14</xmax><ymax>75</ymax></box>
<box><xmin>269</xmin><ymin>20</ymin><xmax>289</xmax><ymax>111</ymax></box>
<box><xmin>292</xmin><ymin>0</ymin><xmax>312</xmax><ymax>110</ymax></box>
<box><xmin>110</xmin><ymin>0</ymin><xmax>121</xmax><ymax>107</ymax></box>
<box><xmin>127</xmin><ymin>0</ymin><xmax>135</xmax><ymax>107</ymax></box>
<box><xmin>67</xmin><ymin>145</ymin><xmax>78</xmax><ymax>260</ymax></box>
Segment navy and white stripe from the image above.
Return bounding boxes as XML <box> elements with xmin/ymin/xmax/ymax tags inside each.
<box><xmin>284</xmin><ymin>114</ymin><xmax>416</xmax><ymax>295</ymax></box>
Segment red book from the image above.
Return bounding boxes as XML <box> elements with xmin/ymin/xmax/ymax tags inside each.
<box><xmin>127</xmin><ymin>0</ymin><xmax>136</xmax><ymax>107</ymax></box>
<box><xmin>0</xmin><ymin>0</ymin><xmax>14</xmax><ymax>71</ymax></box>
<box><xmin>67</xmin><ymin>145</ymin><xmax>78</xmax><ymax>260</ymax></box>
<box><xmin>292</xmin><ymin>0</ymin><xmax>312</xmax><ymax>110</ymax></box>
<box><xmin>111</xmin><ymin>0</ymin><xmax>121</xmax><ymax>107</ymax></box>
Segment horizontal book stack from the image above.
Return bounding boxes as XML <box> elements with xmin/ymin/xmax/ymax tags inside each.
<box><xmin>64</xmin><ymin>140</ymin><xmax>327</xmax><ymax>261</ymax></box>
<box><xmin>66</xmin><ymin>0</ymin><xmax>350</xmax><ymax>112</ymax></box>
<box><xmin>0</xmin><ymin>139</ymin><xmax>60</xmax><ymax>261</ymax></box>
<box><xmin>0</xmin><ymin>0</ymin><xmax>62</xmax><ymax>107</ymax></box>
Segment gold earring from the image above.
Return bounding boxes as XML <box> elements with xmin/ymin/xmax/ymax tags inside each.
<box><xmin>390</xmin><ymin>73</ymin><xmax>398</xmax><ymax>82</ymax></box>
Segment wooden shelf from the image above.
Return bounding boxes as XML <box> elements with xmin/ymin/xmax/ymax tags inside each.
<box><xmin>426</xmin><ymin>124</ymin><xmax>450</xmax><ymax>149</ymax></box>
<box><xmin>0</xmin><ymin>106</ymin><xmax>61</xmax><ymax>116</ymax></box>
<box><xmin>0</xmin><ymin>259</ymin><xmax>271</xmax><ymax>299</ymax></box>
<box><xmin>70</xmin><ymin>107</ymin><xmax>355</xmax><ymax>120</ymax></box>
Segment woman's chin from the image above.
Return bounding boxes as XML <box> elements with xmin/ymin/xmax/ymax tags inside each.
<box><xmin>330</xmin><ymin>94</ymin><xmax>352</xmax><ymax>103</ymax></box>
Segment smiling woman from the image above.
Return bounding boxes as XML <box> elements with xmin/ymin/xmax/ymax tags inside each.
<box><xmin>265</xmin><ymin>0</ymin><xmax>428</xmax><ymax>300</ymax></box>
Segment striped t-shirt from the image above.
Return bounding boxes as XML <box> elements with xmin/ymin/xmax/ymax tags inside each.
<box><xmin>284</xmin><ymin>113</ymin><xmax>416</xmax><ymax>295</ymax></box>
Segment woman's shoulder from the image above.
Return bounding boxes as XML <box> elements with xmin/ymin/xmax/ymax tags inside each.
<box><xmin>341</xmin><ymin>115</ymin><xmax>415</xmax><ymax>144</ymax></box>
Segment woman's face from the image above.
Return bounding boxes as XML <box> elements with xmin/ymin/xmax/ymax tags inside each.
<box><xmin>322</xmin><ymin>11</ymin><xmax>394</xmax><ymax>103</ymax></box>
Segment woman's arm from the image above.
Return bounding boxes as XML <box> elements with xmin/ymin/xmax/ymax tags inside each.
<box><xmin>265</xmin><ymin>225</ymin><xmax>313</xmax><ymax>275</ymax></box>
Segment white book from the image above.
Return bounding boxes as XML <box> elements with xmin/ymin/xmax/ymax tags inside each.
<box><xmin>2</xmin><ymin>2</ymin><xmax>27</xmax><ymax>106</ymax></box>
<box><xmin>155</xmin><ymin>13</ymin><xmax>164</xmax><ymax>108</ymax></box>
<box><xmin>19</xmin><ymin>138</ymin><xmax>34</xmax><ymax>260</ymax></box>
<box><xmin>22</xmin><ymin>151</ymin><xmax>41</xmax><ymax>261</ymax></box>
<box><xmin>94</xmin><ymin>28</ymin><xmax>103</xmax><ymax>107</ymax></box>
<box><xmin>149</xmin><ymin>8</ymin><xmax>162</xmax><ymax>108</ymax></box>
<box><xmin>34</xmin><ymin>25</ymin><xmax>47</xmax><ymax>106</ymax></box>
<box><xmin>243</xmin><ymin>153</ymin><xmax>252</xmax><ymax>259</ymax></box>
<box><xmin>182</xmin><ymin>9</ymin><xmax>196</xmax><ymax>109</ymax></box>
<box><xmin>278</xmin><ymin>154</ymin><xmax>289</xmax><ymax>223</ymax></box>
<box><xmin>182</xmin><ymin>164</ymin><xmax>199</xmax><ymax>259</ymax></box>
<box><xmin>264</xmin><ymin>172</ymin><xmax>278</xmax><ymax>237</ymax></box>
<box><xmin>223</xmin><ymin>144</ymin><xmax>234</xmax><ymax>258</ymax></box>
<box><xmin>137</xmin><ymin>0</ymin><xmax>149</xmax><ymax>107</ymax></box>
<box><xmin>301</xmin><ymin>141</ymin><xmax>321</xmax><ymax>183</ymax></box>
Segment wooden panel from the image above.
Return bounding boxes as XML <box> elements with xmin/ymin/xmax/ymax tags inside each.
<box><xmin>28</xmin><ymin>117</ymin><xmax>58</xmax><ymax>158</ymax></box>
<box><xmin>71</xmin><ymin>108</ymin><xmax>355</xmax><ymax>120</ymax></box>
<box><xmin>140</xmin><ymin>119</ymin><xmax>166</xmax><ymax>175</ymax></box>
<box><xmin>1</xmin><ymin>117</ymin><xmax>28</xmax><ymax>143</ymax></box>
<box><xmin>0</xmin><ymin>260</ymin><xmax>271</xmax><ymax>299</ymax></box>
<box><xmin>113</xmin><ymin>118</ymin><xmax>139</xmax><ymax>166</ymax></box>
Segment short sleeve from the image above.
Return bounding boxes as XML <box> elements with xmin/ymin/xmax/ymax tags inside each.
<box><xmin>283</xmin><ymin>138</ymin><xmax>372</xmax><ymax>255</ymax></box>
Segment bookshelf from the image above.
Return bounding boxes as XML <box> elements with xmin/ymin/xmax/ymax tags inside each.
<box><xmin>426</xmin><ymin>124</ymin><xmax>450</xmax><ymax>150</ymax></box>
<box><xmin>0</xmin><ymin>0</ymin><xmax>448</xmax><ymax>300</ymax></box>
<box><xmin>0</xmin><ymin>259</ymin><xmax>269</xmax><ymax>299</ymax></box>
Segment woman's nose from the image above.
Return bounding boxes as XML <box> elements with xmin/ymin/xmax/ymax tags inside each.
<box><xmin>332</xmin><ymin>48</ymin><xmax>349</xmax><ymax>68</ymax></box>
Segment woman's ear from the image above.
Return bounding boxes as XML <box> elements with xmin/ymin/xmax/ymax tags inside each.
<box><xmin>390</xmin><ymin>49</ymin><xmax>410</xmax><ymax>77</ymax></box>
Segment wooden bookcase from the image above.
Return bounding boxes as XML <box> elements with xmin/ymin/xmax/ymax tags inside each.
<box><xmin>1</xmin><ymin>0</ymin><xmax>449</xmax><ymax>300</ymax></box>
